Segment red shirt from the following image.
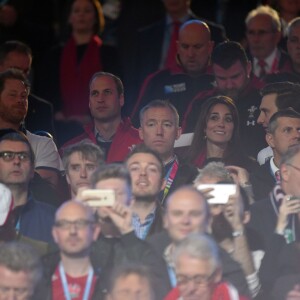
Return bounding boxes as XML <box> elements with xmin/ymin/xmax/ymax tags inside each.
<box><xmin>52</xmin><ymin>266</ymin><xmax>97</xmax><ymax>300</ymax></box>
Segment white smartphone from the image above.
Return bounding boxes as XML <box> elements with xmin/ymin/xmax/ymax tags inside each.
<box><xmin>197</xmin><ymin>184</ymin><xmax>237</xmax><ymax>204</ymax></box>
<box><xmin>81</xmin><ymin>189</ymin><xmax>116</xmax><ymax>207</ymax></box>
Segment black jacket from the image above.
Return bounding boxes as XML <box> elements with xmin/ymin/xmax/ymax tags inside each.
<box><xmin>147</xmin><ymin>230</ymin><xmax>250</xmax><ymax>297</ymax></box>
<box><xmin>34</xmin><ymin>231</ymin><xmax>171</xmax><ymax>300</ymax></box>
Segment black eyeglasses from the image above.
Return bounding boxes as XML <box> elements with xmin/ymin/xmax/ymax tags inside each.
<box><xmin>287</xmin><ymin>164</ymin><xmax>300</xmax><ymax>172</ymax></box>
<box><xmin>54</xmin><ymin>219</ymin><xmax>95</xmax><ymax>230</ymax></box>
<box><xmin>0</xmin><ymin>151</ymin><xmax>31</xmax><ymax>162</ymax></box>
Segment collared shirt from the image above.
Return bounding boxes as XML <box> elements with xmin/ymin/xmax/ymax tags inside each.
<box><xmin>132</xmin><ymin>207</ymin><xmax>156</xmax><ymax>240</ymax></box>
<box><xmin>253</xmin><ymin>48</ymin><xmax>278</xmax><ymax>77</ymax></box>
<box><xmin>269</xmin><ymin>156</ymin><xmax>280</xmax><ymax>181</ymax></box>
<box><xmin>94</xmin><ymin>128</ymin><xmax>114</xmax><ymax>160</ymax></box>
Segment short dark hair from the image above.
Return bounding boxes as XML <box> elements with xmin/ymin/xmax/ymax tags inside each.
<box><xmin>126</xmin><ymin>144</ymin><xmax>165</xmax><ymax>179</ymax></box>
<box><xmin>89</xmin><ymin>72</ymin><xmax>124</xmax><ymax>96</ymax></box>
<box><xmin>0</xmin><ymin>69</ymin><xmax>30</xmax><ymax>95</ymax></box>
<box><xmin>62</xmin><ymin>140</ymin><xmax>104</xmax><ymax>172</ymax></box>
<box><xmin>0</xmin><ymin>130</ymin><xmax>35</xmax><ymax>166</ymax></box>
<box><xmin>91</xmin><ymin>163</ymin><xmax>132</xmax><ymax>190</ymax></box>
<box><xmin>211</xmin><ymin>41</ymin><xmax>249</xmax><ymax>70</ymax></box>
<box><xmin>0</xmin><ymin>241</ymin><xmax>42</xmax><ymax>287</ymax></box>
<box><xmin>261</xmin><ymin>82</ymin><xmax>300</xmax><ymax>113</ymax></box>
<box><xmin>0</xmin><ymin>41</ymin><xmax>32</xmax><ymax>64</ymax></box>
<box><xmin>139</xmin><ymin>99</ymin><xmax>180</xmax><ymax>127</ymax></box>
<box><xmin>267</xmin><ymin>109</ymin><xmax>300</xmax><ymax>134</ymax></box>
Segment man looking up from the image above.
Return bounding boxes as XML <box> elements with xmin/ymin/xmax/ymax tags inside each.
<box><xmin>62</xmin><ymin>72</ymin><xmax>141</xmax><ymax>163</ymax></box>
<box><xmin>138</xmin><ymin>100</ymin><xmax>198</xmax><ymax>204</ymax></box>
<box><xmin>62</xmin><ymin>141</ymin><xmax>104</xmax><ymax>199</ymax></box>
<box><xmin>78</xmin><ymin>163</ymin><xmax>171</xmax><ymax>299</ymax></box>
<box><xmin>131</xmin><ymin>20</ymin><xmax>216</xmax><ymax>125</ymax></box>
<box><xmin>126</xmin><ymin>144</ymin><xmax>166</xmax><ymax>239</ymax></box>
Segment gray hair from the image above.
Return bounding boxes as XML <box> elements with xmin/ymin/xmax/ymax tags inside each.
<box><xmin>281</xmin><ymin>144</ymin><xmax>300</xmax><ymax>166</ymax></box>
<box><xmin>139</xmin><ymin>99</ymin><xmax>180</xmax><ymax>128</ymax></box>
<box><xmin>62</xmin><ymin>140</ymin><xmax>104</xmax><ymax>172</ymax></box>
<box><xmin>0</xmin><ymin>241</ymin><xmax>42</xmax><ymax>287</ymax></box>
<box><xmin>245</xmin><ymin>5</ymin><xmax>281</xmax><ymax>32</ymax></box>
<box><xmin>194</xmin><ymin>162</ymin><xmax>233</xmax><ymax>186</ymax></box>
<box><xmin>287</xmin><ymin>17</ymin><xmax>300</xmax><ymax>38</ymax></box>
<box><xmin>173</xmin><ymin>233</ymin><xmax>221</xmax><ymax>273</ymax></box>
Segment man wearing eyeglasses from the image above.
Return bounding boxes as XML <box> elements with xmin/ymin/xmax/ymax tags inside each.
<box><xmin>0</xmin><ymin>130</ymin><xmax>55</xmax><ymax>243</ymax></box>
<box><xmin>35</xmin><ymin>200</ymin><xmax>104</xmax><ymax>300</ymax></box>
<box><xmin>164</xmin><ymin>234</ymin><xmax>245</xmax><ymax>300</ymax></box>
<box><xmin>148</xmin><ymin>186</ymin><xmax>250</xmax><ymax>297</ymax></box>
<box><xmin>245</xmin><ymin>5</ymin><xmax>292</xmax><ymax>79</ymax></box>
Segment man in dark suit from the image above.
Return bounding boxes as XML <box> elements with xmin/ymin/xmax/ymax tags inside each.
<box><xmin>245</xmin><ymin>5</ymin><xmax>292</xmax><ymax>79</ymax></box>
<box><xmin>251</xmin><ymin>109</ymin><xmax>300</xmax><ymax>201</ymax></box>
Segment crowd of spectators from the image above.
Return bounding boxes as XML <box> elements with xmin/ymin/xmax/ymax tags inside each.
<box><xmin>1</xmin><ymin>0</ymin><xmax>300</xmax><ymax>299</ymax></box>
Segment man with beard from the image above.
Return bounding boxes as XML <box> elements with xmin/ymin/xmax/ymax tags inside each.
<box><xmin>194</xmin><ymin>162</ymin><xmax>262</xmax><ymax>299</ymax></box>
<box><xmin>77</xmin><ymin>163</ymin><xmax>171</xmax><ymax>299</ymax></box>
<box><xmin>125</xmin><ymin>144</ymin><xmax>166</xmax><ymax>239</ymax></box>
<box><xmin>147</xmin><ymin>185</ymin><xmax>250</xmax><ymax>297</ymax></box>
<box><xmin>0</xmin><ymin>69</ymin><xmax>63</xmax><ymax>188</ymax></box>
<box><xmin>61</xmin><ymin>72</ymin><xmax>141</xmax><ymax>163</ymax></box>
<box><xmin>183</xmin><ymin>41</ymin><xmax>266</xmax><ymax>158</ymax></box>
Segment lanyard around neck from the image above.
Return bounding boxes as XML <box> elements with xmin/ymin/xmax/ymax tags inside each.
<box><xmin>162</xmin><ymin>158</ymin><xmax>179</xmax><ymax>203</ymax></box>
<box><xmin>59</xmin><ymin>262</ymin><xmax>94</xmax><ymax>300</ymax></box>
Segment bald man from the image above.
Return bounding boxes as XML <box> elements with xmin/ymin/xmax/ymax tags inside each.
<box><xmin>131</xmin><ymin>20</ymin><xmax>217</xmax><ymax>126</ymax></box>
<box><xmin>36</xmin><ymin>201</ymin><xmax>103</xmax><ymax>299</ymax></box>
